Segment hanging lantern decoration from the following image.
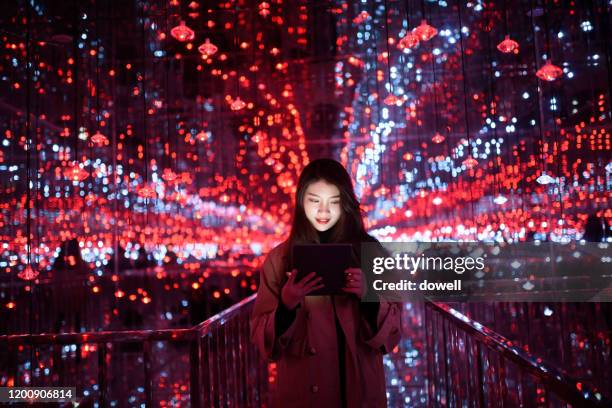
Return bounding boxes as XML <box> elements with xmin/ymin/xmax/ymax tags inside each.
<box><xmin>161</xmin><ymin>168</ymin><xmax>178</xmax><ymax>182</ymax></box>
<box><xmin>497</xmin><ymin>35</ymin><xmax>519</xmax><ymax>53</ymax></box>
<box><xmin>137</xmin><ymin>183</ymin><xmax>157</xmax><ymax>199</ymax></box>
<box><xmin>432</xmin><ymin>196</ymin><xmax>443</xmax><ymax>206</ymax></box>
<box><xmin>432</xmin><ymin>132</ymin><xmax>445</xmax><ymax>144</ymax></box>
<box><xmin>198</xmin><ymin>38</ymin><xmax>218</xmax><ymax>57</ymax></box>
<box><xmin>258</xmin><ymin>2</ymin><xmax>271</xmax><ymax>18</ymax></box>
<box><xmin>383</xmin><ymin>94</ymin><xmax>399</xmax><ymax>106</ymax></box>
<box><xmin>398</xmin><ymin>32</ymin><xmax>420</xmax><ymax>50</ymax></box>
<box><xmin>170</xmin><ymin>21</ymin><xmax>195</xmax><ymax>42</ymax></box>
<box><xmin>493</xmin><ymin>195</ymin><xmax>508</xmax><ymax>205</ymax></box>
<box><xmin>196</xmin><ymin>130</ymin><xmax>210</xmax><ymax>142</ymax></box>
<box><xmin>230</xmin><ymin>97</ymin><xmax>246</xmax><ymax>111</ymax></box>
<box><xmin>18</xmin><ymin>264</ymin><xmax>39</xmax><ymax>281</ymax></box>
<box><xmin>63</xmin><ymin>161</ymin><xmax>90</xmax><ymax>183</ymax></box>
<box><xmin>353</xmin><ymin>11</ymin><xmax>371</xmax><ymax>25</ymax></box>
<box><xmin>536</xmin><ymin>172</ymin><xmax>556</xmax><ymax>185</ymax></box>
<box><xmin>413</xmin><ymin>19</ymin><xmax>437</xmax><ymax>42</ymax></box>
<box><xmin>536</xmin><ymin>61</ymin><xmax>563</xmax><ymax>81</ymax></box>
<box><xmin>462</xmin><ymin>156</ymin><xmax>478</xmax><ymax>169</ymax></box>
<box><xmin>90</xmin><ymin>130</ymin><xmax>109</xmax><ymax>146</ymax></box>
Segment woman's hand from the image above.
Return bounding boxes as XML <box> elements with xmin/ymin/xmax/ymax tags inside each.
<box><xmin>281</xmin><ymin>270</ymin><xmax>324</xmax><ymax>310</ymax></box>
<box><xmin>343</xmin><ymin>267</ymin><xmax>365</xmax><ymax>297</ymax></box>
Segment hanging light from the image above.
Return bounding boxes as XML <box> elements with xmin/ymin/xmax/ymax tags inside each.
<box><xmin>536</xmin><ymin>61</ymin><xmax>563</xmax><ymax>81</ymax></box>
<box><xmin>137</xmin><ymin>184</ymin><xmax>157</xmax><ymax>199</ymax></box>
<box><xmin>522</xmin><ymin>280</ymin><xmax>535</xmax><ymax>291</ymax></box>
<box><xmin>432</xmin><ymin>132</ymin><xmax>445</xmax><ymax>143</ymax></box>
<box><xmin>383</xmin><ymin>94</ymin><xmax>399</xmax><ymax>105</ymax></box>
<box><xmin>63</xmin><ymin>161</ymin><xmax>89</xmax><ymax>182</ymax></box>
<box><xmin>198</xmin><ymin>38</ymin><xmax>218</xmax><ymax>57</ymax></box>
<box><xmin>497</xmin><ymin>35</ymin><xmax>519</xmax><ymax>53</ymax></box>
<box><xmin>230</xmin><ymin>96</ymin><xmax>246</xmax><ymax>111</ymax></box>
<box><xmin>196</xmin><ymin>130</ymin><xmax>210</xmax><ymax>141</ymax></box>
<box><xmin>493</xmin><ymin>195</ymin><xmax>508</xmax><ymax>205</ymax></box>
<box><xmin>413</xmin><ymin>19</ymin><xmax>437</xmax><ymax>41</ymax></box>
<box><xmin>258</xmin><ymin>2</ymin><xmax>271</xmax><ymax>17</ymax></box>
<box><xmin>161</xmin><ymin>168</ymin><xmax>178</xmax><ymax>183</ymax></box>
<box><xmin>536</xmin><ymin>172</ymin><xmax>556</xmax><ymax>185</ymax></box>
<box><xmin>170</xmin><ymin>21</ymin><xmax>195</xmax><ymax>42</ymax></box>
<box><xmin>462</xmin><ymin>156</ymin><xmax>478</xmax><ymax>169</ymax></box>
<box><xmin>90</xmin><ymin>130</ymin><xmax>108</xmax><ymax>146</ymax></box>
<box><xmin>432</xmin><ymin>196</ymin><xmax>443</xmax><ymax>206</ymax></box>
<box><xmin>398</xmin><ymin>32</ymin><xmax>420</xmax><ymax>50</ymax></box>
<box><xmin>18</xmin><ymin>264</ymin><xmax>39</xmax><ymax>281</ymax></box>
<box><xmin>85</xmin><ymin>192</ymin><xmax>100</xmax><ymax>205</ymax></box>
<box><xmin>353</xmin><ymin>11</ymin><xmax>371</xmax><ymax>24</ymax></box>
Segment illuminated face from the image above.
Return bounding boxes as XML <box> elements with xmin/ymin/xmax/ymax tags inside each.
<box><xmin>303</xmin><ymin>180</ymin><xmax>342</xmax><ymax>232</ymax></box>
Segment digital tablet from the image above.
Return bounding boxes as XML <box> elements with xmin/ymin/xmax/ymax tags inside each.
<box><xmin>293</xmin><ymin>243</ymin><xmax>354</xmax><ymax>296</ymax></box>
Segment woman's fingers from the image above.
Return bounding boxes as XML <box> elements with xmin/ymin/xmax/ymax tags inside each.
<box><xmin>285</xmin><ymin>271</ymin><xmax>295</xmax><ymax>284</ymax></box>
<box><xmin>305</xmin><ymin>283</ymin><xmax>325</xmax><ymax>295</ymax></box>
<box><xmin>298</xmin><ymin>272</ymin><xmax>319</xmax><ymax>287</ymax></box>
<box><xmin>302</xmin><ymin>276</ymin><xmax>323</xmax><ymax>291</ymax></box>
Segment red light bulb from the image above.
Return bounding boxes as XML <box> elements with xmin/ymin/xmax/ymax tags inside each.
<box><xmin>398</xmin><ymin>32</ymin><xmax>420</xmax><ymax>50</ymax></box>
<box><xmin>18</xmin><ymin>264</ymin><xmax>39</xmax><ymax>281</ymax></box>
<box><xmin>497</xmin><ymin>35</ymin><xmax>519</xmax><ymax>53</ymax></box>
<box><xmin>170</xmin><ymin>21</ymin><xmax>195</xmax><ymax>42</ymax></box>
<box><xmin>90</xmin><ymin>130</ymin><xmax>108</xmax><ymax>146</ymax></box>
<box><xmin>536</xmin><ymin>61</ymin><xmax>563</xmax><ymax>81</ymax></box>
<box><xmin>197</xmin><ymin>38</ymin><xmax>218</xmax><ymax>57</ymax></box>
<box><xmin>413</xmin><ymin>20</ymin><xmax>437</xmax><ymax>42</ymax></box>
<box><xmin>230</xmin><ymin>97</ymin><xmax>246</xmax><ymax>111</ymax></box>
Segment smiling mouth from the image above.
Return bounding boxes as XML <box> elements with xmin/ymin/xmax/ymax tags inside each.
<box><xmin>316</xmin><ymin>218</ymin><xmax>330</xmax><ymax>224</ymax></box>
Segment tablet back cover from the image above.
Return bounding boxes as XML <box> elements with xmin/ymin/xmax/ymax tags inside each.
<box><xmin>293</xmin><ymin>244</ymin><xmax>353</xmax><ymax>296</ymax></box>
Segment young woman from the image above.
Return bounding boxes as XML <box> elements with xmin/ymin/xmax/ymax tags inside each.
<box><xmin>250</xmin><ymin>158</ymin><xmax>401</xmax><ymax>408</ymax></box>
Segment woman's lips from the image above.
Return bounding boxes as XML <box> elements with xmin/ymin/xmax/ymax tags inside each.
<box><xmin>316</xmin><ymin>218</ymin><xmax>330</xmax><ymax>224</ymax></box>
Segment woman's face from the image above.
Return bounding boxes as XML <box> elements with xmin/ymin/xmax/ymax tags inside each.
<box><xmin>303</xmin><ymin>180</ymin><xmax>342</xmax><ymax>232</ymax></box>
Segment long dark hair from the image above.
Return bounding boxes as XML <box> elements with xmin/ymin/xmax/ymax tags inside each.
<box><xmin>285</xmin><ymin>158</ymin><xmax>373</xmax><ymax>267</ymax></box>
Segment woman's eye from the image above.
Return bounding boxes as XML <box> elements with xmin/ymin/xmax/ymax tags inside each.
<box><xmin>331</xmin><ymin>201</ymin><xmax>340</xmax><ymax>205</ymax></box>
<box><xmin>308</xmin><ymin>199</ymin><xmax>319</xmax><ymax>203</ymax></box>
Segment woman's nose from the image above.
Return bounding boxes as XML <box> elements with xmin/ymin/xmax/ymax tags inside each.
<box><xmin>318</xmin><ymin>202</ymin><xmax>330</xmax><ymax>213</ymax></box>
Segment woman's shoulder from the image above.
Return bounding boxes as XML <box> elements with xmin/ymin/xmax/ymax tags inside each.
<box><xmin>263</xmin><ymin>240</ymin><xmax>290</xmax><ymax>270</ymax></box>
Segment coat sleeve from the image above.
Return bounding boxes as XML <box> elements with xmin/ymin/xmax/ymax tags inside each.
<box><xmin>359</xmin><ymin>299</ymin><xmax>402</xmax><ymax>354</ymax></box>
<box><xmin>358</xmin><ymin>236</ymin><xmax>402</xmax><ymax>354</ymax></box>
<box><xmin>250</xmin><ymin>249</ymin><xmax>305</xmax><ymax>360</ymax></box>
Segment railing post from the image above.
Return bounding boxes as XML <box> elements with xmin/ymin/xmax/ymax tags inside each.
<box><xmin>98</xmin><ymin>342</ymin><xmax>107</xmax><ymax>406</ymax></box>
<box><xmin>143</xmin><ymin>340</ymin><xmax>153</xmax><ymax>406</ymax></box>
<box><xmin>190</xmin><ymin>336</ymin><xmax>201</xmax><ymax>408</ymax></box>
<box><xmin>424</xmin><ymin>303</ymin><xmax>434</xmax><ymax>407</ymax></box>
<box><xmin>498</xmin><ymin>353</ymin><xmax>508</xmax><ymax>406</ymax></box>
<box><xmin>442</xmin><ymin>315</ymin><xmax>450</xmax><ymax>406</ymax></box>
<box><xmin>475</xmin><ymin>340</ymin><xmax>485</xmax><ymax>407</ymax></box>
<box><xmin>201</xmin><ymin>334</ymin><xmax>211</xmax><ymax>407</ymax></box>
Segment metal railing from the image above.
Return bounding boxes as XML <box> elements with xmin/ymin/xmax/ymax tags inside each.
<box><xmin>0</xmin><ymin>294</ymin><xmax>267</xmax><ymax>407</ymax></box>
<box><xmin>425</xmin><ymin>301</ymin><xmax>611</xmax><ymax>407</ymax></box>
<box><xmin>3</xmin><ymin>294</ymin><xmax>609</xmax><ymax>407</ymax></box>
<box><xmin>450</xmin><ymin>302</ymin><xmax>612</xmax><ymax>395</ymax></box>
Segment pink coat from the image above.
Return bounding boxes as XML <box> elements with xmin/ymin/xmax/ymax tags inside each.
<box><xmin>250</xmin><ymin>241</ymin><xmax>402</xmax><ymax>408</ymax></box>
